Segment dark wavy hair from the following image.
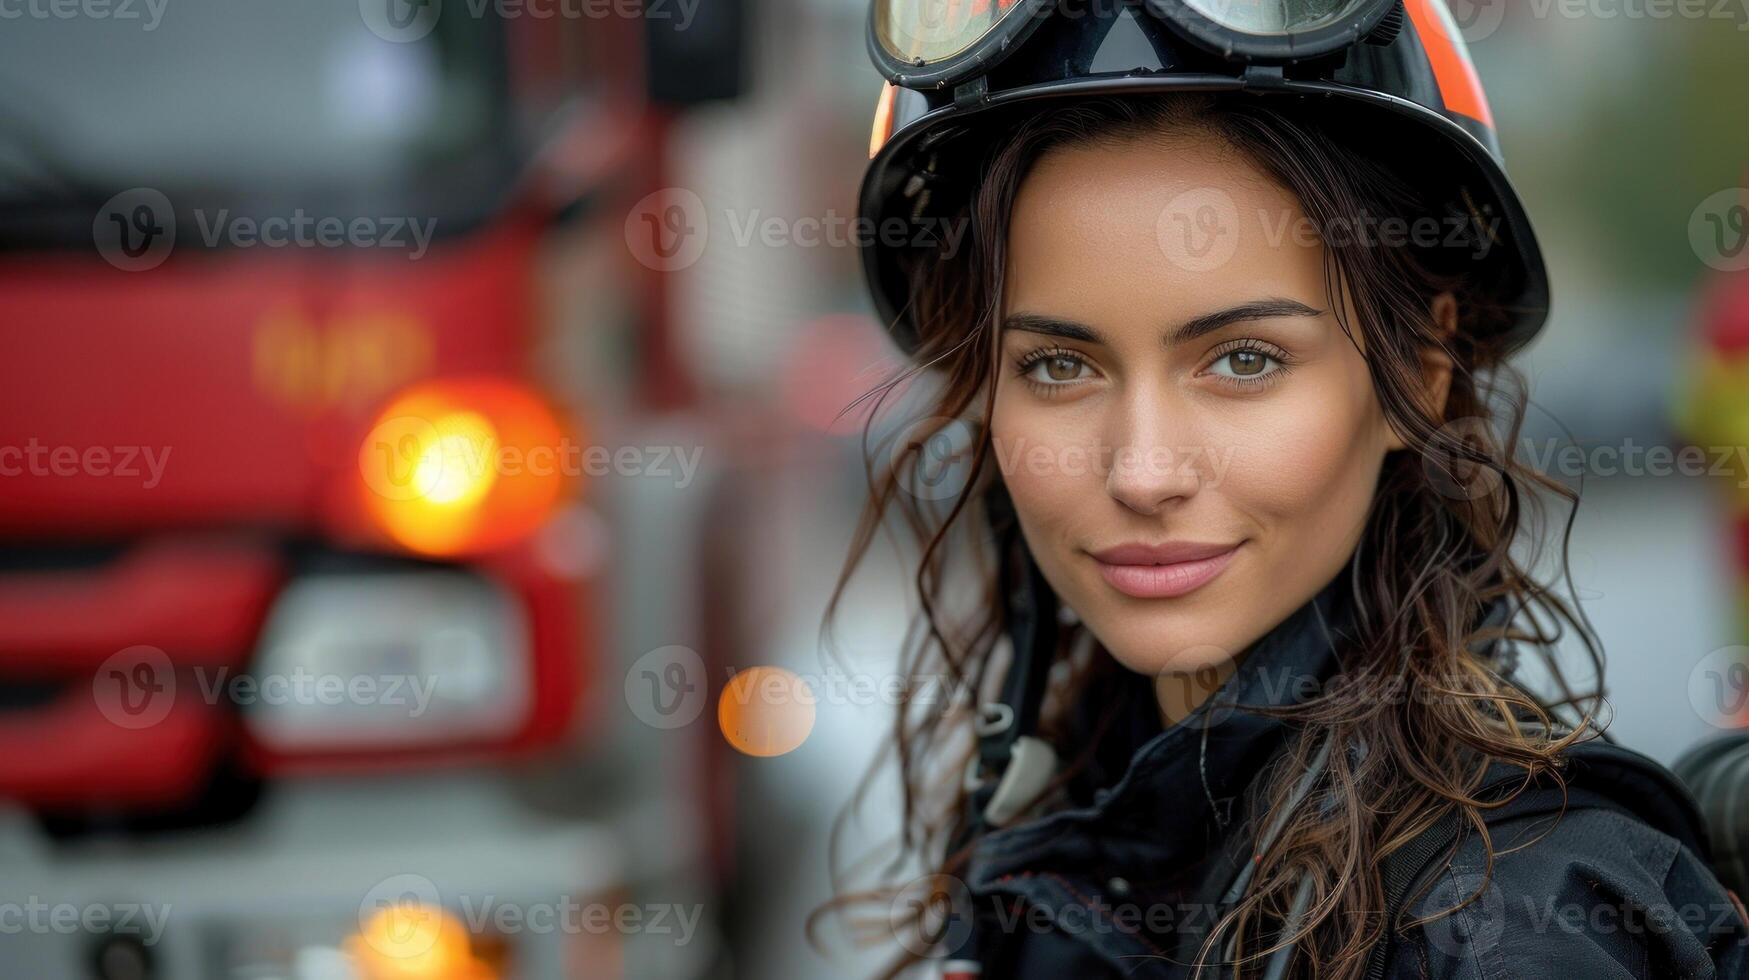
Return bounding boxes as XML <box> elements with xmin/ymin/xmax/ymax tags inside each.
<box><xmin>813</xmin><ymin>92</ymin><xmax>1601</xmax><ymax>979</ymax></box>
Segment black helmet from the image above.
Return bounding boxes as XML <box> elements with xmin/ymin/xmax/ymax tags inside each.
<box><xmin>859</xmin><ymin>0</ymin><xmax>1549</xmax><ymax>356</ymax></box>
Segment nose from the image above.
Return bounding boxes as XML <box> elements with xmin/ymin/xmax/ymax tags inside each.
<box><xmin>1103</xmin><ymin>386</ymin><xmax>1202</xmax><ymax>516</ymax></box>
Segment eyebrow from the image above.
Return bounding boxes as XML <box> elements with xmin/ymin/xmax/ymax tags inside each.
<box><xmin>1002</xmin><ymin>298</ymin><xmax>1324</xmax><ymax>347</ymax></box>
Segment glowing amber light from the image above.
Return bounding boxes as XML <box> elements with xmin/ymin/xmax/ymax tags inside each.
<box><xmin>717</xmin><ymin>666</ymin><xmax>816</xmax><ymax>757</ymax></box>
<box><xmin>360</xmin><ymin>379</ymin><xmax>570</xmax><ymax>556</ymax></box>
<box><xmin>410</xmin><ymin>411</ymin><xmax>499</xmax><ymax>506</ymax></box>
<box><xmin>347</xmin><ymin>903</ymin><xmax>496</xmax><ymax>980</ymax></box>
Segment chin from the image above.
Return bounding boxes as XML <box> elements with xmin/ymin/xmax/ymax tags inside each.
<box><xmin>1076</xmin><ymin>600</ymin><xmax>1247</xmax><ymax>680</ymax></box>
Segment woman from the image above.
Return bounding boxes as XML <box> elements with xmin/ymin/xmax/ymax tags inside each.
<box><xmin>821</xmin><ymin>2</ymin><xmax>1749</xmax><ymax>978</ymax></box>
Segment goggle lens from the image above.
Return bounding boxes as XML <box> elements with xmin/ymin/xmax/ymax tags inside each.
<box><xmin>873</xmin><ymin>0</ymin><xmax>1027</xmax><ymax>67</ymax></box>
<box><xmin>1179</xmin><ymin>0</ymin><xmax>1365</xmax><ymax>35</ymax></box>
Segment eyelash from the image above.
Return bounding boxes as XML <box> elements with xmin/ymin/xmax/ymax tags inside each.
<box><xmin>1202</xmin><ymin>339</ymin><xmax>1295</xmax><ymax>389</ymax></box>
<box><xmin>1012</xmin><ymin>347</ymin><xmax>1095</xmax><ymax>397</ymax></box>
<box><xmin>1009</xmin><ymin>339</ymin><xmax>1295</xmax><ymax>395</ymax></box>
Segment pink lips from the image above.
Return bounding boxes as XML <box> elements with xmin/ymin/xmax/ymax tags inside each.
<box><xmin>1088</xmin><ymin>540</ymin><xmax>1242</xmax><ymax>599</ymax></box>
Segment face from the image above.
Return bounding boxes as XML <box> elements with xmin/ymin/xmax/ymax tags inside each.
<box><xmin>992</xmin><ymin>129</ymin><xmax>1411</xmax><ymax>709</ymax></box>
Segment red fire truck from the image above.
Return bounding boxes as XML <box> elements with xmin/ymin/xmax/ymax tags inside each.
<box><xmin>0</xmin><ymin>3</ymin><xmax>740</xmax><ymax>977</ymax></box>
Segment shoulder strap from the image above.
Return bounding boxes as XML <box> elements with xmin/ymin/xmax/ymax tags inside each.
<box><xmin>1362</xmin><ymin>740</ymin><xmax>1709</xmax><ymax>980</ymax></box>
<box><xmin>1360</xmin><ymin>761</ymin><xmax>1519</xmax><ymax>980</ymax></box>
<box><xmin>1563</xmin><ymin>738</ymin><xmax>1711</xmax><ymax>859</ymax></box>
<box><xmin>1362</xmin><ymin>806</ymin><xmax>1461</xmax><ymax>980</ymax></box>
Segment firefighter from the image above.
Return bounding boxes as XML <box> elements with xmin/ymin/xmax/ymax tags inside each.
<box><xmin>824</xmin><ymin>1</ymin><xmax>1749</xmax><ymax>977</ymax></box>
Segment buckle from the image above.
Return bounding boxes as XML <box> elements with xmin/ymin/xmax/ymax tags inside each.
<box><xmin>963</xmin><ymin>701</ymin><xmax>1058</xmax><ymax>829</ymax></box>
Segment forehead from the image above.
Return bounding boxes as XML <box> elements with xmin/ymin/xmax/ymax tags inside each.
<box><xmin>1002</xmin><ymin>133</ymin><xmax>1330</xmax><ymax>337</ymax></box>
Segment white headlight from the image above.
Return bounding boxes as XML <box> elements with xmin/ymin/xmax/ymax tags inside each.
<box><xmin>245</xmin><ymin>571</ymin><xmax>529</xmax><ymax>751</ymax></box>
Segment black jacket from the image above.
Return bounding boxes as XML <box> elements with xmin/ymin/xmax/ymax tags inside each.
<box><xmin>948</xmin><ymin>581</ymin><xmax>1749</xmax><ymax>978</ymax></box>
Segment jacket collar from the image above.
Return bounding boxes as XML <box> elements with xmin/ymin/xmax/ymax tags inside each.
<box><xmin>968</xmin><ymin>571</ymin><xmax>1359</xmax><ymax>886</ymax></box>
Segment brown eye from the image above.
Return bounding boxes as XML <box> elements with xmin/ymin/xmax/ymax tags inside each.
<box><xmin>1227</xmin><ymin>350</ymin><xmax>1266</xmax><ymax>376</ymax></box>
<box><xmin>1208</xmin><ymin>346</ymin><xmax>1283</xmax><ymax>382</ymax></box>
<box><xmin>1021</xmin><ymin>352</ymin><xmax>1089</xmax><ymax>386</ymax></box>
<box><xmin>1044</xmin><ymin>356</ymin><xmax>1081</xmax><ymax>382</ymax></box>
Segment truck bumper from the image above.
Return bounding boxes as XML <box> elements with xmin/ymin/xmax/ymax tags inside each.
<box><xmin>0</xmin><ymin>770</ymin><xmax>717</xmax><ymax>980</ymax></box>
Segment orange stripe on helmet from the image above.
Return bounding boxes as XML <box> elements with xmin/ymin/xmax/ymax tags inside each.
<box><xmin>871</xmin><ymin>82</ymin><xmax>899</xmax><ymax>159</ymax></box>
<box><xmin>1402</xmin><ymin>0</ymin><xmax>1495</xmax><ymax>128</ymax></box>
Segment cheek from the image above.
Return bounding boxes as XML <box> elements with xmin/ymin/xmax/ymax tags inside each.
<box><xmin>1217</xmin><ymin>366</ymin><xmax>1389</xmax><ymax>530</ymax></box>
<box><xmin>989</xmin><ymin>387</ymin><xmax>1107</xmax><ymax>551</ymax></box>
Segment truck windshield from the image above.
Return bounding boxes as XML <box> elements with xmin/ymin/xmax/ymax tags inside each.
<box><xmin>0</xmin><ymin>0</ymin><xmax>512</xmax><ymax>229</ymax></box>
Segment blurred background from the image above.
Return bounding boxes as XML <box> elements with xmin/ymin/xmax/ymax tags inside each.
<box><xmin>0</xmin><ymin>1</ymin><xmax>1745</xmax><ymax>978</ymax></box>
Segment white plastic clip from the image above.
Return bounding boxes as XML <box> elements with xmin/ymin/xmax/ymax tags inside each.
<box><xmin>963</xmin><ymin>711</ymin><xmax>1058</xmax><ymax>831</ymax></box>
<box><xmin>982</xmin><ymin>735</ymin><xmax>1057</xmax><ymax>827</ymax></box>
